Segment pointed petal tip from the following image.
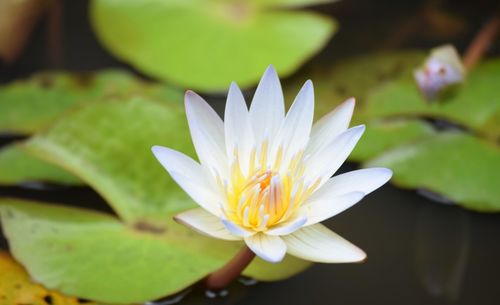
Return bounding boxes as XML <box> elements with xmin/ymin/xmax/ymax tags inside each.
<box><xmin>345</xmin><ymin>97</ymin><xmax>356</xmax><ymax>107</ymax></box>
<box><xmin>375</xmin><ymin>167</ymin><xmax>393</xmax><ymax>180</ymax></box>
<box><xmin>151</xmin><ymin>144</ymin><xmax>167</xmax><ymax>153</ymax></box>
<box><xmin>302</xmin><ymin>79</ymin><xmax>314</xmax><ymax>94</ymax></box>
<box><xmin>343</xmin><ymin>124</ymin><xmax>365</xmax><ymax>138</ymax></box>
<box><xmin>173</xmin><ymin>209</ymin><xmax>241</xmax><ymax>241</ymax></box>
<box><xmin>229</xmin><ymin>81</ymin><xmax>238</xmax><ymax>90</ymax></box>
<box><xmin>350</xmin><ymin>247</ymin><xmax>367</xmax><ymax>263</ymax></box>
<box><xmin>227</xmin><ymin>81</ymin><xmax>245</xmax><ymax>100</ymax></box>
<box><xmin>151</xmin><ymin>145</ymin><xmax>160</xmax><ymax>153</ymax></box>
<box><xmin>150</xmin><ymin>145</ymin><xmax>178</xmax><ymax>162</ymax></box>
<box><xmin>172</xmin><ymin>214</ymin><xmax>182</xmax><ymax>224</ymax></box>
<box><xmin>184</xmin><ymin>90</ymin><xmax>196</xmax><ymax>100</ymax></box>
<box><xmin>173</xmin><ymin>211</ymin><xmax>197</xmax><ymax>228</ymax></box>
<box><xmin>353</xmin><ymin>124</ymin><xmax>366</xmax><ymax>133</ymax></box>
<box><xmin>262</xmin><ymin>64</ymin><xmax>279</xmax><ymax>80</ymax></box>
<box><xmin>361</xmin><ymin>167</ymin><xmax>393</xmax><ymax>187</ymax></box>
<box><xmin>184</xmin><ymin>90</ymin><xmax>204</xmax><ymax>107</ymax></box>
<box><xmin>151</xmin><ymin>145</ymin><xmax>167</xmax><ymax>161</ymax></box>
<box><xmin>266</xmin><ymin>64</ymin><xmax>276</xmax><ymax>72</ymax></box>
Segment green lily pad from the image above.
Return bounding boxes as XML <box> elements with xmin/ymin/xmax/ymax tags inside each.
<box><xmin>0</xmin><ymin>70</ymin><xmax>182</xmax><ymax>134</ymax></box>
<box><xmin>366</xmin><ymin>132</ymin><xmax>500</xmax><ymax>212</ymax></box>
<box><xmin>14</xmin><ymin>96</ymin><xmax>310</xmax><ymax>302</ymax></box>
<box><xmin>0</xmin><ymin>70</ymin><xmax>182</xmax><ymax>187</ymax></box>
<box><xmin>0</xmin><ymin>200</ymin><xmax>235</xmax><ymax>303</ymax></box>
<box><xmin>350</xmin><ymin>119</ymin><xmax>436</xmax><ymax>162</ymax></box>
<box><xmin>0</xmin><ymin>143</ymin><xmax>80</xmax><ymax>185</ymax></box>
<box><xmin>284</xmin><ymin>51</ymin><xmax>425</xmax><ymax>119</ymax></box>
<box><xmin>361</xmin><ymin>58</ymin><xmax>500</xmax><ymax>139</ymax></box>
<box><xmin>251</xmin><ymin>0</ymin><xmax>337</xmax><ymax>8</ymax></box>
<box><xmin>0</xmin><ymin>200</ymin><xmax>309</xmax><ymax>304</ymax></box>
<box><xmin>90</xmin><ymin>0</ymin><xmax>336</xmax><ymax>91</ymax></box>
<box><xmin>24</xmin><ymin>96</ymin><xmax>195</xmax><ymax>224</ymax></box>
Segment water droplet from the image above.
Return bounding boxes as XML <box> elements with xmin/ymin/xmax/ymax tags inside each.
<box><xmin>238</xmin><ymin>276</ymin><xmax>258</xmax><ymax>286</ymax></box>
<box><xmin>205</xmin><ymin>288</ymin><xmax>229</xmax><ymax>299</ymax></box>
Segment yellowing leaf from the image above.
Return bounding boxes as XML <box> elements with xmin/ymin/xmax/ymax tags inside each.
<box><xmin>0</xmin><ymin>250</ymin><xmax>95</xmax><ymax>305</ymax></box>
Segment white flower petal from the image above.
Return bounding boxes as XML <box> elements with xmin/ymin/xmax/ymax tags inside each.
<box><xmin>305</xmin><ymin>125</ymin><xmax>365</xmax><ymax>184</ymax></box>
<box><xmin>299</xmin><ymin>191</ymin><xmax>365</xmax><ymax>226</ymax></box>
<box><xmin>174</xmin><ymin>208</ymin><xmax>241</xmax><ymax>241</ymax></box>
<box><xmin>151</xmin><ymin>145</ymin><xmax>205</xmax><ymax>185</ymax></box>
<box><xmin>168</xmin><ymin>171</ymin><xmax>223</xmax><ymax>217</ymax></box>
<box><xmin>266</xmin><ymin>215</ymin><xmax>307</xmax><ymax>236</ymax></box>
<box><xmin>307</xmin><ymin>98</ymin><xmax>355</xmax><ymax>156</ymax></box>
<box><xmin>310</xmin><ymin>168</ymin><xmax>393</xmax><ymax>202</ymax></box>
<box><xmin>221</xmin><ymin>219</ymin><xmax>254</xmax><ymax>237</ymax></box>
<box><xmin>245</xmin><ymin>233</ymin><xmax>287</xmax><ymax>263</ymax></box>
<box><xmin>249</xmin><ymin>65</ymin><xmax>285</xmax><ymax>143</ymax></box>
<box><xmin>185</xmin><ymin>91</ymin><xmax>227</xmax><ymax>175</ymax></box>
<box><xmin>283</xmin><ymin>224</ymin><xmax>366</xmax><ymax>263</ymax></box>
<box><xmin>274</xmin><ymin>80</ymin><xmax>314</xmax><ymax>170</ymax></box>
<box><xmin>224</xmin><ymin>82</ymin><xmax>254</xmax><ymax>175</ymax></box>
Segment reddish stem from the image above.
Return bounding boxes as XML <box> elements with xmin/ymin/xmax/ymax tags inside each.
<box><xmin>46</xmin><ymin>0</ymin><xmax>63</xmax><ymax>67</ymax></box>
<box><xmin>463</xmin><ymin>14</ymin><xmax>500</xmax><ymax>71</ymax></box>
<box><xmin>205</xmin><ymin>246</ymin><xmax>256</xmax><ymax>290</ymax></box>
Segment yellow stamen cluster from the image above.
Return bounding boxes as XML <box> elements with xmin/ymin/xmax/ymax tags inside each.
<box><xmin>218</xmin><ymin>141</ymin><xmax>320</xmax><ymax>231</ymax></box>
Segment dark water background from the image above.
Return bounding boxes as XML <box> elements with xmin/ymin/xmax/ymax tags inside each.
<box><xmin>1</xmin><ymin>0</ymin><xmax>500</xmax><ymax>304</ymax></box>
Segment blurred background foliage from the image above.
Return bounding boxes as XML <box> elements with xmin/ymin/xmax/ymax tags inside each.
<box><xmin>0</xmin><ymin>0</ymin><xmax>499</xmax><ymax>304</ymax></box>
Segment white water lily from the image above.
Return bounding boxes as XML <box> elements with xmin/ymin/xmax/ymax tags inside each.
<box><xmin>152</xmin><ymin>66</ymin><xmax>392</xmax><ymax>264</ymax></box>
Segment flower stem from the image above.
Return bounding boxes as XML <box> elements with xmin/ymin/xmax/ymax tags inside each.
<box><xmin>205</xmin><ymin>246</ymin><xmax>256</xmax><ymax>290</ymax></box>
<box><xmin>463</xmin><ymin>14</ymin><xmax>500</xmax><ymax>71</ymax></box>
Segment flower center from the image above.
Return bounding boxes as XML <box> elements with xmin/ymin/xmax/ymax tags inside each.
<box><xmin>231</xmin><ymin>170</ymin><xmax>287</xmax><ymax>230</ymax></box>
<box><xmin>219</xmin><ymin>145</ymin><xmax>321</xmax><ymax>232</ymax></box>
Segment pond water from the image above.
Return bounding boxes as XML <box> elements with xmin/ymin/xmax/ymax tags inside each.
<box><xmin>1</xmin><ymin>0</ymin><xmax>499</xmax><ymax>304</ymax></box>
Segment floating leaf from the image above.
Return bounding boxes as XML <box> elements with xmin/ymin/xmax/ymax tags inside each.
<box><xmin>0</xmin><ymin>70</ymin><xmax>182</xmax><ymax>134</ymax></box>
<box><xmin>0</xmin><ymin>143</ymin><xmax>80</xmax><ymax>185</ymax></box>
<box><xmin>0</xmin><ymin>199</ymin><xmax>233</xmax><ymax>304</ymax></box>
<box><xmin>361</xmin><ymin>58</ymin><xmax>500</xmax><ymax>139</ymax></box>
<box><xmin>251</xmin><ymin>0</ymin><xmax>337</xmax><ymax>8</ymax></box>
<box><xmin>0</xmin><ymin>70</ymin><xmax>182</xmax><ymax>187</ymax></box>
<box><xmin>24</xmin><ymin>96</ymin><xmax>194</xmax><ymax>223</ymax></box>
<box><xmin>90</xmin><ymin>0</ymin><xmax>336</xmax><ymax>91</ymax></box>
<box><xmin>0</xmin><ymin>250</ymin><xmax>94</xmax><ymax>305</ymax></box>
<box><xmin>0</xmin><ymin>202</ymin><xmax>309</xmax><ymax>303</ymax></box>
<box><xmin>284</xmin><ymin>51</ymin><xmax>425</xmax><ymax>118</ymax></box>
<box><xmin>366</xmin><ymin>132</ymin><xmax>500</xmax><ymax>212</ymax></box>
<box><xmin>12</xmin><ymin>97</ymin><xmax>309</xmax><ymax>303</ymax></box>
<box><xmin>350</xmin><ymin>120</ymin><xmax>436</xmax><ymax>162</ymax></box>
